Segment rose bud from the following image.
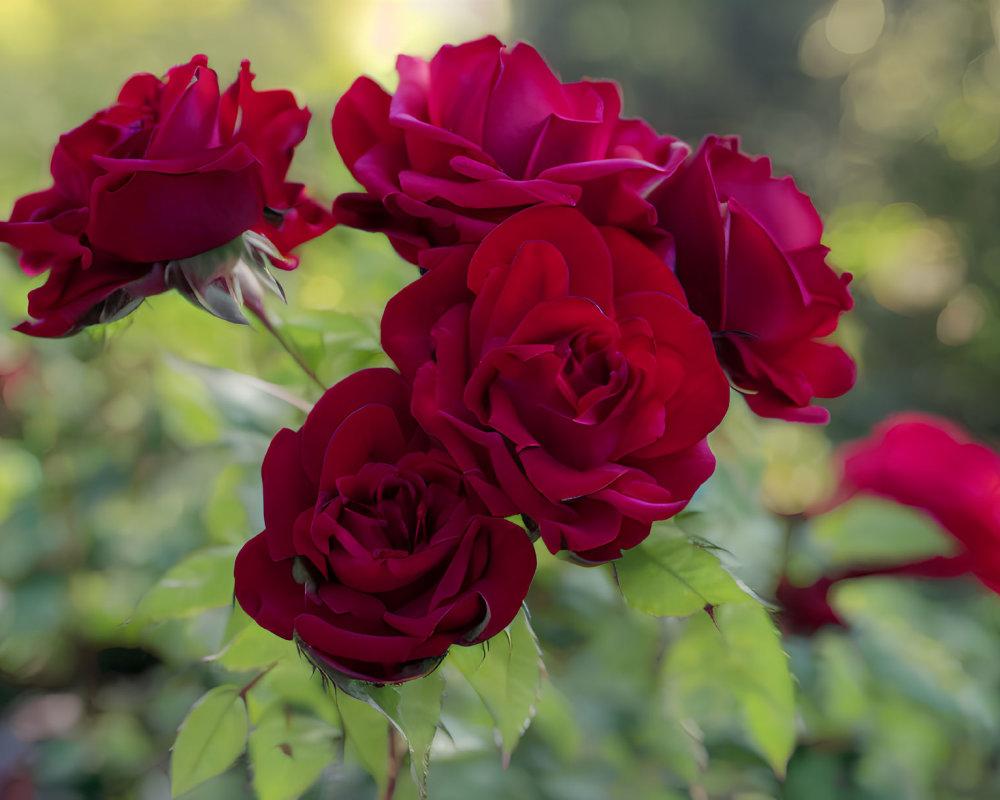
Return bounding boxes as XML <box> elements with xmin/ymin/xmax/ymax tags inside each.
<box><xmin>650</xmin><ymin>136</ymin><xmax>855</xmax><ymax>423</ymax></box>
<box><xmin>382</xmin><ymin>205</ymin><xmax>730</xmax><ymax>564</ymax></box>
<box><xmin>1</xmin><ymin>55</ymin><xmax>333</xmax><ymax>337</ymax></box>
<box><xmin>234</xmin><ymin>368</ymin><xmax>536</xmax><ymax>684</ymax></box>
<box><xmin>332</xmin><ymin>35</ymin><xmax>685</xmax><ymax>268</ymax></box>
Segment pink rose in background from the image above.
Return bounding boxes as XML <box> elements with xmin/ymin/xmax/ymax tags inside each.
<box><xmin>382</xmin><ymin>206</ymin><xmax>729</xmax><ymax>563</ymax></box>
<box><xmin>778</xmin><ymin>414</ymin><xmax>1000</xmax><ymax>633</ymax></box>
<box><xmin>1</xmin><ymin>55</ymin><xmax>333</xmax><ymax>337</ymax></box>
<box><xmin>234</xmin><ymin>368</ymin><xmax>536</xmax><ymax>684</ymax></box>
<box><xmin>332</xmin><ymin>36</ymin><xmax>685</xmax><ymax>268</ymax></box>
<box><xmin>651</xmin><ymin>136</ymin><xmax>855</xmax><ymax>423</ymax></box>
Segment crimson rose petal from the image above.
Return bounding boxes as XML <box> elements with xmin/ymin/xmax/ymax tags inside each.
<box><xmin>382</xmin><ymin>205</ymin><xmax>729</xmax><ymax>563</ymax></box>
<box><xmin>650</xmin><ymin>135</ymin><xmax>854</xmax><ymax>423</ymax></box>
<box><xmin>332</xmin><ymin>36</ymin><xmax>684</xmax><ymax>267</ymax></box>
<box><xmin>3</xmin><ymin>55</ymin><xmax>333</xmax><ymax>337</ymax></box>
<box><xmin>234</xmin><ymin>368</ymin><xmax>536</xmax><ymax>684</ymax></box>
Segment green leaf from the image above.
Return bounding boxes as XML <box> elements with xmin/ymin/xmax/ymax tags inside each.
<box><xmin>209</xmin><ymin>617</ymin><xmax>296</xmax><ymax>672</ymax></box>
<box><xmin>171</xmin><ymin>685</ymin><xmax>248</xmax><ymax>797</ymax></box>
<box><xmin>664</xmin><ymin>604</ymin><xmax>795</xmax><ymax>776</ymax></box>
<box><xmin>448</xmin><ymin>608</ymin><xmax>543</xmax><ymax>766</ymax></box>
<box><xmin>203</xmin><ymin>464</ymin><xmax>251</xmax><ymax>545</ymax></box>
<box><xmin>132</xmin><ymin>546</ymin><xmax>239</xmax><ymax>626</ymax></box>
<box><xmin>334</xmin><ymin>672</ymin><xmax>445</xmax><ymax>799</ymax></box>
<box><xmin>283</xmin><ymin>309</ymin><xmax>386</xmax><ymax>383</ymax></box>
<box><xmin>616</xmin><ymin>527</ymin><xmax>754</xmax><ymax>617</ymax></box>
<box><xmin>248</xmin><ymin>660</ymin><xmax>341</xmax><ymax>728</ymax></box>
<box><xmin>336</xmin><ymin>692</ymin><xmax>389</xmax><ymax>797</ymax></box>
<box><xmin>248</xmin><ymin>705</ymin><xmax>337</xmax><ymax>800</ymax></box>
<box><xmin>811</xmin><ymin>495</ymin><xmax>953</xmax><ymax>566</ymax></box>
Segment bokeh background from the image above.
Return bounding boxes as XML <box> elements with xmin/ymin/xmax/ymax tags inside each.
<box><xmin>2</xmin><ymin>1</ymin><xmax>1000</xmax><ymax>798</ymax></box>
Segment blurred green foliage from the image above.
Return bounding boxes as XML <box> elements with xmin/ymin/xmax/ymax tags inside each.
<box><xmin>2</xmin><ymin>1</ymin><xmax>1000</xmax><ymax>799</ymax></box>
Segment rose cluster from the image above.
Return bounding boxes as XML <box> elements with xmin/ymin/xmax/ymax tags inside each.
<box><xmin>3</xmin><ymin>41</ymin><xmax>854</xmax><ymax>683</ymax></box>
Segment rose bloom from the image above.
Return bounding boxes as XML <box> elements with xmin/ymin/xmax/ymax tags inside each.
<box><xmin>834</xmin><ymin>413</ymin><xmax>1000</xmax><ymax>591</ymax></box>
<box><xmin>1</xmin><ymin>55</ymin><xmax>332</xmax><ymax>337</ymax></box>
<box><xmin>650</xmin><ymin>136</ymin><xmax>855</xmax><ymax>423</ymax></box>
<box><xmin>332</xmin><ymin>35</ymin><xmax>684</xmax><ymax>268</ymax></box>
<box><xmin>234</xmin><ymin>368</ymin><xmax>536</xmax><ymax>684</ymax></box>
<box><xmin>382</xmin><ymin>205</ymin><xmax>730</xmax><ymax>564</ymax></box>
<box><xmin>777</xmin><ymin>413</ymin><xmax>1000</xmax><ymax>633</ymax></box>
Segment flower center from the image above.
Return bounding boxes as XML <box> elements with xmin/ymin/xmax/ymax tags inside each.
<box><xmin>556</xmin><ymin>330</ymin><xmax>628</xmax><ymax>415</ymax></box>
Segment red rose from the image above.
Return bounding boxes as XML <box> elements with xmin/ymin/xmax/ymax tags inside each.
<box><xmin>332</xmin><ymin>36</ymin><xmax>684</xmax><ymax>267</ymax></box>
<box><xmin>382</xmin><ymin>206</ymin><xmax>730</xmax><ymax>564</ymax></box>
<box><xmin>1</xmin><ymin>55</ymin><xmax>332</xmax><ymax>337</ymax></box>
<box><xmin>650</xmin><ymin>136</ymin><xmax>855</xmax><ymax>423</ymax></box>
<box><xmin>777</xmin><ymin>414</ymin><xmax>1000</xmax><ymax>633</ymax></box>
<box><xmin>234</xmin><ymin>368</ymin><xmax>536</xmax><ymax>684</ymax></box>
<box><xmin>834</xmin><ymin>413</ymin><xmax>1000</xmax><ymax>591</ymax></box>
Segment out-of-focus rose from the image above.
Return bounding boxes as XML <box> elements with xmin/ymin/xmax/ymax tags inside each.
<box><xmin>234</xmin><ymin>368</ymin><xmax>536</xmax><ymax>684</ymax></box>
<box><xmin>650</xmin><ymin>136</ymin><xmax>854</xmax><ymax>423</ymax></box>
<box><xmin>382</xmin><ymin>206</ymin><xmax>729</xmax><ymax>564</ymax></box>
<box><xmin>834</xmin><ymin>413</ymin><xmax>1000</xmax><ymax>591</ymax></box>
<box><xmin>1</xmin><ymin>55</ymin><xmax>332</xmax><ymax>337</ymax></box>
<box><xmin>332</xmin><ymin>36</ymin><xmax>685</xmax><ymax>268</ymax></box>
<box><xmin>777</xmin><ymin>413</ymin><xmax>1000</xmax><ymax>633</ymax></box>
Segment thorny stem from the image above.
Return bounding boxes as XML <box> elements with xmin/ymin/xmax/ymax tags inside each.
<box><xmin>247</xmin><ymin>302</ymin><xmax>326</xmax><ymax>392</ymax></box>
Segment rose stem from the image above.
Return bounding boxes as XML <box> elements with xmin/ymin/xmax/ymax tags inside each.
<box><xmin>247</xmin><ymin>302</ymin><xmax>326</xmax><ymax>392</ymax></box>
<box><xmin>238</xmin><ymin>662</ymin><xmax>277</xmax><ymax>700</ymax></box>
<box><xmin>832</xmin><ymin>552</ymin><xmax>976</xmax><ymax>583</ymax></box>
<box><xmin>382</xmin><ymin>722</ymin><xmax>404</xmax><ymax>800</ymax></box>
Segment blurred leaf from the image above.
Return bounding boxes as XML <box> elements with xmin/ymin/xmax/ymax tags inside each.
<box><xmin>448</xmin><ymin>608</ymin><xmax>543</xmax><ymax>766</ymax></box>
<box><xmin>616</xmin><ymin>526</ymin><xmax>755</xmax><ymax>617</ymax></box>
<box><xmin>834</xmin><ymin>579</ymin><xmax>990</xmax><ymax>723</ymax></box>
<box><xmin>530</xmin><ymin>678</ymin><xmax>581</xmax><ymax>762</ymax></box>
<box><xmin>665</xmin><ymin>604</ymin><xmax>795</xmax><ymax>777</ymax></box>
<box><xmin>856</xmin><ymin>696</ymin><xmax>952</xmax><ymax>797</ymax></box>
<box><xmin>0</xmin><ymin>440</ymin><xmax>41</xmax><ymax>524</ymax></box>
<box><xmin>813</xmin><ymin>632</ymin><xmax>871</xmax><ymax>733</ymax></box>
<box><xmin>810</xmin><ymin>496</ymin><xmax>954</xmax><ymax>567</ymax></box>
<box><xmin>132</xmin><ymin>546</ymin><xmax>238</xmax><ymax>626</ymax></box>
<box><xmin>248</xmin><ymin>705</ymin><xmax>337</xmax><ymax>800</ymax></box>
<box><xmin>203</xmin><ymin>464</ymin><xmax>251</xmax><ymax>545</ymax></box>
<box><xmin>164</xmin><ymin>356</ymin><xmax>309</xmax><ymax>432</ymax></box>
<box><xmin>282</xmin><ymin>309</ymin><xmax>384</xmax><ymax>378</ymax></box>
<box><xmin>170</xmin><ymin>684</ymin><xmax>247</xmax><ymax>797</ymax></box>
<box><xmin>153</xmin><ymin>365</ymin><xmax>222</xmax><ymax>446</ymax></box>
